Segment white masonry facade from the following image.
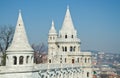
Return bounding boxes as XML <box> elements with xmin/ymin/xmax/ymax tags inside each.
<box><xmin>0</xmin><ymin>7</ymin><xmax>92</xmax><ymax>78</ymax></box>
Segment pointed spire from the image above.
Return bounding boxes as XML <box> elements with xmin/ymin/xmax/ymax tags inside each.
<box><xmin>49</xmin><ymin>20</ymin><xmax>57</xmax><ymax>34</ymax></box>
<box><xmin>61</xmin><ymin>6</ymin><xmax>75</xmax><ymax>32</ymax></box>
<box><xmin>7</xmin><ymin>10</ymin><xmax>33</xmax><ymax>52</ymax></box>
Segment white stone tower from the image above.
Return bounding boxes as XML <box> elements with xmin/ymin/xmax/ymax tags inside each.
<box><xmin>57</xmin><ymin>6</ymin><xmax>81</xmax><ymax>54</ymax></box>
<box><xmin>6</xmin><ymin>10</ymin><xmax>34</xmax><ymax>66</ymax></box>
<box><xmin>48</xmin><ymin>20</ymin><xmax>57</xmax><ymax>63</ymax></box>
<box><xmin>54</xmin><ymin>6</ymin><xmax>81</xmax><ymax>64</ymax></box>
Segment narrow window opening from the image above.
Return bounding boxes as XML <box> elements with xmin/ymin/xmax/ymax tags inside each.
<box><xmin>65</xmin><ymin>58</ymin><xmax>66</xmax><ymax>62</ymax></box>
<box><xmin>65</xmin><ymin>35</ymin><xmax>67</xmax><ymax>39</ymax></box>
<box><xmin>72</xmin><ymin>59</ymin><xmax>74</xmax><ymax>63</ymax></box>
<box><xmin>26</xmin><ymin>56</ymin><xmax>29</xmax><ymax>63</ymax></box>
<box><xmin>65</xmin><ymin>47</ymin><xmax>67</xmax><ymax>52</ymax></box>
<box><xmin>49</xmin><ymin>59</ymin><xmax>51</xmax><ymax>63</ymax></box>
<box><xmin>57</xmin><ymin>45</ymin><xmax>60</xmax><ymax>48</ymax></box>
<box><xmin>60</xmin><ymin>58</ymin><xmax>62</xmax><ymax>63</ymax></box>
<box><xmin>19</xmin><ymin>56</ymin><xmax>24</xmax><ymax>64</ymax></box>
<box><xmin>13</xmin><ymin>56</ymin><xmax>17</xmax><ymax>65</ymax></box>
<box><xmin>87</xmin><ymin>72</ymin><xmax>89</xmax><ymax>77</ymax></box>
<box><xmin>71</xmin><ymin>35</ymin><xmax>73</xmax><ymax>38</ymax></box>
<box><xmin>77</xmin><ymin>58</ymin><xmax>79</xmax><ymax>63</ymax></box>
<box><xmin>70</xmin><ymin>46</ymin><xmax>72</xmax><ymax>52</ymax></box>
<box><xmin>74</xmin><ymin>46</ymin><xmax>76</xmax><ymax>51</ymax></box>
<box><xmin>62</xmin><ymin>47</ymin><xmax>64</xmax><ymax>51</ymax></box>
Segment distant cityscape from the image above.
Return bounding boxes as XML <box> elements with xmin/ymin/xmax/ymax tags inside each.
<box><xmin>91</xmin><ymin>51</ymin><xmax>120</xmax><ymax>78</ymax></box>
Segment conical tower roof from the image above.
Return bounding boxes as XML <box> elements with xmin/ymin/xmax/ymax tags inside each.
<box><xmin>61</xmin><ymin>6</ymin><xmax>75</xmax><ymax>32</ymax></box>
<box><xmin>7</xmin><ymin>10</ymin><xmax>33</xmax><ymax>52</ymax></box>
<box><xmin>49</xmin><ymin>20</ymin><xmax>57</xmax><ymax>34</ymax></box>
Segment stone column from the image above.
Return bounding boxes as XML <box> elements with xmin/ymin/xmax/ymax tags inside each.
<box><xmin>17</xmin><ymin>56</ymin><xmax>19</xmax><ymax>65</ymax></box>
<box><xmin>24</xmin><ymin>55</ymin><xmax>26</xmax><ymax>64</ymax></box>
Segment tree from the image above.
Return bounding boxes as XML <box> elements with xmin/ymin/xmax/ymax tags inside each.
<box><xmin>32</xmin><ymin>42</ymin><xmax>48</xmax><ymax>64</ymax></box>
<box><xmin>0</xmin><ymin>25</ymin><xmax>14</xmax><ymax>65</ymax></box>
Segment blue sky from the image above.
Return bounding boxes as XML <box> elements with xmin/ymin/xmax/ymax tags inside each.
<box><xmin>0</xmin><ymin>0</ymin><xmax>120</xmax><ymax>53</ymax></box>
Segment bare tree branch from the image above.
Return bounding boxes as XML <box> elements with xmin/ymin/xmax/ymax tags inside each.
<box><xmin>0</xmin><ymin>25</ymin><xmax>14</xmax><ymax>53</ymax></box>
<box><xmin>32</xmin><ymin>42</ymin><xmax>48</xmax><ymax>64</ymax></box>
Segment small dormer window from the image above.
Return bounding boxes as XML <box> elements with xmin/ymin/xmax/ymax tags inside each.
<box><xmin>65</xmin><ymin>35</ymin><xmax>67</xmax><ymax>39</ymax></box>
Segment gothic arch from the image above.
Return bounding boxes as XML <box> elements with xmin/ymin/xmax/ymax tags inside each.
<box><xmin>19</xmin><ymin>56</ymin><xmax>24</xmax><ymax>64</ymax></box>
<box><xmin>26</xmin><ymin>56</ymin><xmax>29</xmax><ymax>63</ymax></box>
<box><xmin>13</xmin><ymin>56</ymin><xmax>17</xmax><ymax>65</ymax></box>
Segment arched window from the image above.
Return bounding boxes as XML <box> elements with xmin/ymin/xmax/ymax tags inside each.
<box><xmin>19</xmin><ymin>56</ymin><xmax>24</xmax><ymax>64</ymax></box>
<box><xmin>49</xmin><ymin>59</ymin><xmax>51</xmax><ymax>63</ymax></box>
<box><xmin>65</xmin><ymin>35</ymin><xmax>67</xmax><ymax>39</ymax></box>
<box><xmin>65</xmin><ymin>58</ymin><xmax>66</xmax><ymax>63</ymax></box>
<box><xmin>73</xmin><ymin>46</ymin><xmax>76</xmax><ymax>51</ymax></box>
<box><xmin>60</xmin><ymin>58</ymin><xmax>62</xmax><ymax>63</ymax></box>
<box><xmin>65</xmin><ymin>47</ymin><xmax>67</xmax><ymax>52</ymax></box>
<box><xmin>88</xmin><ymin>58</ymin><xmax>90</xmax><ymax>63</ymax></box>
<box><xmin>87</xmin><ymin>72</ymin><xmax>89</xmax><ymax>77</ymax></box>
<box><xmin>85</xmin><ymin>58</ymin><xmax>87</xmax><ymax>63</ymax></box>
<box><xmin>72</xmin><ymin>59</ymin><xmax>74</xmax><ymax>63</ymax></box>
<box><xmin>26</xmin><ymin>56</ymin><xmax>29</xmax><ymax>63</ymax></box>
<box><xmin>77</xmin><ymin>58</ymin><xmax>79</xmax><ymax>63</ymax></box>
<box><xmin>62</xmin><ymin>47</ymin><xmax>64</xmax><ymax>51</ymax></box>
<box><xmin>71</xmin><ymin>35</ymin><xmax>73</xmax><ymax>38</ymax></box>
<box><xmin>57</xmin><ymin>45</ymin><xmax>60</xmax><ymax>48</ymax></box>
<box><xmin>50</xmin><ymin>37</ymin><xmax>52</xmax><ymax>40</ymax></box>
<box><xmin>70</xmin><ymin>46</ymin><xmax>72</xmax><ymax>52</ymax></box>
<box><xmin>13</xmin><ymin>56</ymin><xmax>17</xmax><ymax>65</ymax></box>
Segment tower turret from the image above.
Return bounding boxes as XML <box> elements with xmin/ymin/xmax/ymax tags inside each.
<box><xmin>6</xmin><ymin>10</ymin><xmax>34</xmax><ymax>66</ymax></box>
<box><xmin>57</xmin><ymin>6</ymin><xmax>81</xmax><ymax>53</ymax></box>
<box><xmin>48</xmin><ymin>20</ymin><xmax>57</xmax><ymax>63</ymax></box>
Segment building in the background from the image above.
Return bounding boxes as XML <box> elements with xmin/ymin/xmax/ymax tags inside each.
<box><xmin>0</xmin><ymin>6</ymin><xmax>92</xmax><ymax>78</ymax></box>
<box><xmin>48</xmin><ymin>6</ymin><xmax>92</xmax><ymax>78</ymax></box>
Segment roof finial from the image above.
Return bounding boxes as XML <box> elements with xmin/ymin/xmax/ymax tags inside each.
<box><xmin>67</xmin><ymin>5</ymin><xmax>69</xmax><ymax>9</ymax></box>
<box><xmin>52</xmin><ymin>20</ymin><xmax>54</xmax><ymax>26</ymax></box>
<box><xmin>19</xmin><ymin>9</ymin><xmax>21</xmax><ymax>13</ymax></box>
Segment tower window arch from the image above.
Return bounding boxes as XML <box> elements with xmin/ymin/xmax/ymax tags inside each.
<box><xmin>65</xmin><ymin>47</ymin><xmax>67</xmax><ymax>52</ymax></box>
<box><xmin>88</xmin><ymin>58</ymin><xmax>90</xmax><ymax>63</ymax></box>
<box><xmin>49</xmin><ymin>59</ymin><xmax>51</xmax><ymax>63</ymax></box>
<box><xmin>70</xmin><ymin>46</ymin><xmax>72</xmax><ymax>52</ymax></box>
<box><xmin>62</xmin><ymin>46</ymin><xmax>64</xmax><ymax>51</ymax></box>
<box><xmin>72</xmin><ymin>59</ymin><xmax>74</xmax><ymax>63</ymax></box>
<box><xmin>71</xmin><ymin>35</ymin><xmax>73</xmax><ymax>38</ymax></box>
<box><xmin>73</xmin><ymin>46</ymin><xmax>76</xmax><ymax>51</ymax></box>
<box><xmin>65</xmin><ymin>58</ymin><xmax>67</xmax><ymax>63</ymax></box>
<box><xmin>26</xmin><ymin>56</ymin><xmax>29</xmax><ymax>63</ymax></box>
<box><xmin>65</xmin><ymin>35</ymin><xmax>67</xmax><ymax>39</ymax></box>
<box><xmin>19</xmin><ymin>56</ymin><xmax>24</xmax><ymax>64</ymax></box>
<box><xmin>87</xmin><ymin>72</ymin><xmax>89</xmax><ymax>77</ymax></box>
<box><xmin>19</xmin><ymin>24</ymin><xmax>20</xmax><ymax>26</ymax></box>
<box><xmin>77</xmin><ymin>58</ymin><xmax>79</xmax><ymax>63</ymax></box>
<box><xmin>13</xmin><ymin>56</ymin><xmax>17</xmax><ymax>65</ymax></box>
<box><xmin>49</xmin><ymin>37</ymin><xmax>52</xmax><ymax>40</ymax></box>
